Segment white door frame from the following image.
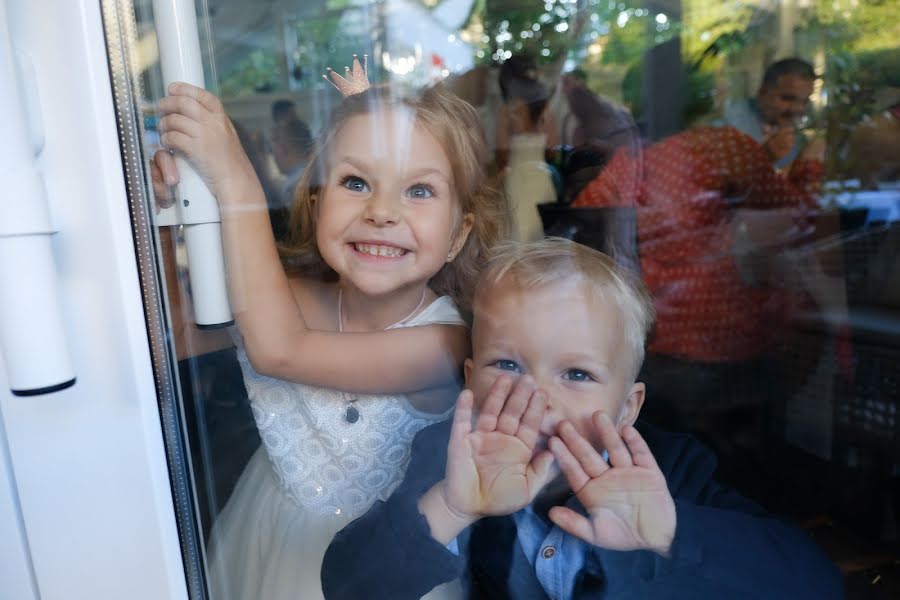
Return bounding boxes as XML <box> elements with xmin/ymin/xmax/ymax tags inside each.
<box><xmin>0</xmin><ymin>1</ymin><xmax>189</xmax><ymax>598</ymax></box>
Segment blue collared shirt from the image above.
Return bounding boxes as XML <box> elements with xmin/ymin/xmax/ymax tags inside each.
<box><xmin>511</xmin><ymin>497</ymin><xmax>599</xmax><ymax>599</ymax></box>
<box><xmin>447</xmin><ymin>498</ymin><xmax>599</xmax><ymax>599</ymax></box>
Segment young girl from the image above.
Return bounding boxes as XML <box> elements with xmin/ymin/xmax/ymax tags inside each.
<box><xmin>154</xmin><ymin>76</ymin><xmax>507</xmax><ymax>599</ymax></box>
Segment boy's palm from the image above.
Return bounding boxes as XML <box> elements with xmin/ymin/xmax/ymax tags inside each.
<box><xmin>443</xmin><ymin>377</ymin><xmax>555</xmax><ymax>520</ymax></box>
<box><xmin>568</xmin><ymin>462</ymin><xmax>674</xmax><ymax>552</ymax></box>
<box><xmin>448</xmin><ymin>428</ymin><xmax>544</xmax><ymax>517</ymax></box>
<box><xmin>549</xmin><ymin>414</ymin><xmax>676</xmax><ymax>556</ymax></box>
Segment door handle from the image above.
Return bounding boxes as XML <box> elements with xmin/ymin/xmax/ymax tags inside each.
<box><xmin>152</xmin><ymin>0</ymin><xmax>232</xmax><ymax>329</ymax></box>
<box><xmin>0</xmin><ymin>2</ymin><xmax>75</xmax><ymax>396</ymax></box>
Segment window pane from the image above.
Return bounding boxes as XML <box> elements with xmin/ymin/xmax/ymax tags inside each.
<box><xmin>118</xmin><ymin>0</ymin><xmax>899</xmax><ymax>597</ymax></box>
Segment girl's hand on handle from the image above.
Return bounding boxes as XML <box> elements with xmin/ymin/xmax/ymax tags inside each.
<box><xmin>548</xmin><ymin>412</ymin><xmax>676</xmax><ymax>557</ymax></box>
<box><xmin>149</xmin><ymin>150</ymin><xmax>178</xmax><ymax>212</ymax></box>
<box><xmin>157</xmin><ymin>82</ymin><xmax>255</xmax><ymax>201</ymax></box>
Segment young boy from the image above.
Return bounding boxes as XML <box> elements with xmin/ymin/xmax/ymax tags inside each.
<box><xmin>322</xmin><ymin>238</ymin><xmax>841</xmax><ymax>599</ymax></box>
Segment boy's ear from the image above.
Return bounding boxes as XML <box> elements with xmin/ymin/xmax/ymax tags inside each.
<box><xmin>618</xmin><ymin>382</ymin><xmax>646</xmax><ymax>428</ymax></box>
<box><xmin>463</xmin><ymin>358</ymin><xmax>473</xmax><ymax>387</ymax></box>
<box><xmin>449</xmin><ymin>213</ymin><xmax>475</xmax><ymax>262</ymax></box>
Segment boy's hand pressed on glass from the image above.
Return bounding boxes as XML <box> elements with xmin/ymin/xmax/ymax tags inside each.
<box><xmin>419</xmin><ymin>375</ymin><xmax>556</xmax><ymax>543</ymax></box>
<box><xmin>549</xmin><ymin>412</ymin><xmax>676</xmax><ymax>557</ymax></box>
<box><xmin>152</xmin><ymin>82</ymin><xmax>471</xmax><ymax>397</ymax></box>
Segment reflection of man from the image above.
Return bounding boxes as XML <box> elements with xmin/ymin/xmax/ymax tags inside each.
<box><xmin>573</xmin><ymin>125</ymin><xmax>824</xmax><ymax>455</ymax></box>
<box><xmin>271</xmin><ymin>118</ymin><xmax>313</xmax><ymax>209</ymax></box>
<box><xmin>725</xmin><ymin>58</ymin><xmax>816</xmax><ymax>169</ymax></box>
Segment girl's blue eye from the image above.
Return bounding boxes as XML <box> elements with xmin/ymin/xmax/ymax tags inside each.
<box><xmin>341</xmin><ymin>176</ymin><xmax>369</xmax><ymax>193</ymax></box>
<box><xmin>407</xmin><ymin>184</ymin><xmax>434</xmax><ymax>199</ymax></box>
<box><xmin>563</xmin><ymin>369</ymin><xmax>594</xmax><ymax>382</ymax></box>
<box><xmin>493</xmin><ymin>360</ymin><xmax>521</xmax><ymax>373</ymax></box>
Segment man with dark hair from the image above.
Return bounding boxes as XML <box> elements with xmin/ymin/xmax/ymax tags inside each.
<box><xmin>725</xmin><ymin>58</ymin><xmax>817</xmax><ymax>169</ymax></box>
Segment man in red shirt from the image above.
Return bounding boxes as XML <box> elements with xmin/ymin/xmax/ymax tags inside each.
<box><xmin>573</xmin><ymin>125</ymin><xmax>824</xmax><ymax>452</ymax></box>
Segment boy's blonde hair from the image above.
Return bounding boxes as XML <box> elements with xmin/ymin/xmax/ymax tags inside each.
<box><xmin>280</xmin><ymin>85</ymin><xmax>509</xmax><ymax>312</ymax></box>
<box><xmin>474</xmin><ymin>237</ymin><xmax>655</xmax><ymax>382</ymax></box>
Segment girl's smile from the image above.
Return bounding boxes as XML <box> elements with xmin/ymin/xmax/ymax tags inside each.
<box><xmin>314</xmin><ymin>107</ymin><xmax>471</xmax><ymax>304</ymax></box>
<box><xmin>350</xmin><ymin>241</ymin><xmax>410</xmax><ymax>259</ymax></box>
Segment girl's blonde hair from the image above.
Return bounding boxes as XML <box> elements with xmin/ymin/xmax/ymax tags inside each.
<box><xmin>280</xmin><ymin>85</ymin><xmax>509</xmax><ymax>312</ymax></box>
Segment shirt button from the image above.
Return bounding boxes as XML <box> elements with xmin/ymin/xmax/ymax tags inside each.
<box><xmin>542</xmin><ymin>546</ymin><xmax>556</xmax><ymax>559</ymax></box>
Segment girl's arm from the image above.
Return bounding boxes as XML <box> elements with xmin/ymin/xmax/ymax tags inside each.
<box><xmin>156</xmin><ymin>83</ymin><xmax>468</xmax><ymax>395</ymax></box>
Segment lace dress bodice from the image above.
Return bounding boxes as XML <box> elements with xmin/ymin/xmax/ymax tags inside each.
<box><xmin>234</xmin><ymin>296</ymin><xmax>464</xmax><ymax>521</ymax></box>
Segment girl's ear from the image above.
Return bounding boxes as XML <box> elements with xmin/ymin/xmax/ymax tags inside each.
<box><xmin>618</xmin><ymin>382</ymin><xmax>645</xmax><ymax>428</ymax></box>
<box><xmin>448</xmin><ymin>212</ymin><xmax>475</xmax><ymax>262</ymax></box>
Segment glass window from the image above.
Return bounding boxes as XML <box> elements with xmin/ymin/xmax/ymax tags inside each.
<box><xmin>112</xmin><ymin>0</ymin><xmax>899</xmax><ymax>597</ymax></box>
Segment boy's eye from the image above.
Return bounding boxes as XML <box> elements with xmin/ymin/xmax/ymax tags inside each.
<box><xmin>340</xmin><ymin>176</ymin><xmax>369</xmax><ymax>193</ymax></box>
<box><xmin>406</xmin><ymin>184</ymin><xmax>434</xmax><ymax>199</ymax></box>
<box><xmin>563</xmin><ymin>369</ymin><xmax>595</xmax><ymax>382</ymax></box>
<box><xmin>492</xmin><ymin>360</ymin><xmax>521</xmax><ymax>373</ymax></box>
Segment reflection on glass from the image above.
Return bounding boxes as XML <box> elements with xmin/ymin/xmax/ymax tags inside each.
<box><xmin>127</xmin><ymin>0</ymin><xmax>899</xmax><ymax>597</ymax></box>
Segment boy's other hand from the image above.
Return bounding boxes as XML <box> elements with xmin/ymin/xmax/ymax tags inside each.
<box><xmin>442</xmin><ymin>375</ymin><xmax>556</xmax><ymax>521</ymax></box>
<box><xmin>548</xmin><ymin>412</ymin><xmax>676</xmax><ymax>557</ymax></box>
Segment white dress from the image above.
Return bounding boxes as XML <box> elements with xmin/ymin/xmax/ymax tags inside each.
<box><xmin>207</xmin><ymin>296</ymin><xmax>465</xmax><ymax>600</ymax></box>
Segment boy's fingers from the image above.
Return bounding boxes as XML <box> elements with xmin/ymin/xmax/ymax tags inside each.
<box><xmin>527</xmin><ymin>449</ymin><xmax>555</xmax><ymax>493</ymax></box>
<box><xmin>558</xmin><ymin>420</ymin><xmax>609</xmax><ymax>478</ymax></box>
<box><xmin>594</xmin><ymin>412</ymin><xmax>633</xmax><ymax>468</ymax></box>
<box><xmin>548</xmin><ymin>436</ymin><xmax>591</xmax><ymax>491</ymax></box>
<box><xmin>449</xmin><ymin>390</ymin><xmax>475</xmax><ymax>449</ymax></box>
<box><xmin>476</xmin><ymin>375</ymin><xmax>512</xmax><ymax>432</ymax></box>
<box><xmin>621</xmin><ymin>426</ymin><xmax>659</xmax><ymax>470</ymax></box>
<box><xmin>167</xmin><ymin>82</ymin><xmax>223</xmax><ymax>113</ymax></box>
<box><xmin>496</xmin><ymin>376</ymin><xmax>535</xmax><ymax>436</ymax></box>
<box><xmin>548</xmin><ymin>506</ymin><xmax>594</xmax><ymax>543</ymax></box>
<box><xmin>516</xmin><ymin>390</ymin><xmax>547</xmax><ymax>448</ymax></box>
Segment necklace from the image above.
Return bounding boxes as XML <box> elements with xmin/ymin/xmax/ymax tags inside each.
<box><xmin>337</xmin><ymin>287</ymin><xmax>428</xmax><ymax>423</ymax></box>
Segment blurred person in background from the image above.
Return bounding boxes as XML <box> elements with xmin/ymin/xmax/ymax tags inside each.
<box><xmin>496</xmin><ymin>53</ymin><xmax>560</xmax><ymax>241</ymax></box>
<box><xmin>724</xmin><ymin>58</ymin><xmax>817</xmax><ymax>170</ymax></box>
<box><xmin>271</xmin><ymin>116</ymin><xmax>313</xmax><ymax>210</ymax></box>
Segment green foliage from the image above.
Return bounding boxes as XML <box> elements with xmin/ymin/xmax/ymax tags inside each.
<box><xmin>218</xmin><ymin>48</ymin><xmax>283</xmax><ymax>97</ymax></box>
<box><xmin>478</xmin><ymin>0</ymin><xmax>579</xmax><ymax>64</ymax></box>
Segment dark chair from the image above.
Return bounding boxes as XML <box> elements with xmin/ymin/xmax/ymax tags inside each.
<box><xmin>537</xmin><ymin>204</ymin><xmax>640</xmax><ymax>276</ymax></box>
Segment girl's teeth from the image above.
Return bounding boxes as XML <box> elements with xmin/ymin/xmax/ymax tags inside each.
<box><xmin>354</xmin><ymin>243</ymin><xmax>406</xmax><ymax>257</ymax></box>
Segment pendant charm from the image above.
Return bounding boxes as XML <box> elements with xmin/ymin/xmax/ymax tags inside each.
<box><xmin>345</xmin><ymin>405</ymin><xmax>360</xmax><ymax>424</ymax></box>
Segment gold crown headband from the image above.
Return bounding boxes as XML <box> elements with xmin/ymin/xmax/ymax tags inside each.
<box><xmin>323</xmin><ymin>54</ymin><xmax>370</xmax><ymax>97</ymax></box>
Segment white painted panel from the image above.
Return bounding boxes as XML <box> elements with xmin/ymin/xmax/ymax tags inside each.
<box><xmin>0</xmin><ymin>416</ymin><xmax>38</xmax><ymax>600</ymax></box>
<box><xmin>0</xmin><ymin>1</ymin><xmax>189</xmax><ymax>599</ymax></box>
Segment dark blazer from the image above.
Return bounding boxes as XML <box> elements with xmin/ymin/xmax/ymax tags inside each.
<box><xmin>322</xmin><ymin>419</ymin><xmax>843</xmax><ymax>599</ymax></box>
